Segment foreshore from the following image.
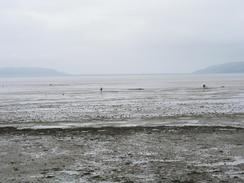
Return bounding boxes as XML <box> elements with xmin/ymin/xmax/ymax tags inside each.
<box><xmin>0</xmin><ymin>125</ymin><xmax>244</xmax><ymax>183</ymax></box>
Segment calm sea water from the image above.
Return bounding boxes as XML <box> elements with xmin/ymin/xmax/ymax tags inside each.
<box><xmin>0</xmin><ymin>74</ymin><xmax>244</xmax><ymax>129</ymax></box>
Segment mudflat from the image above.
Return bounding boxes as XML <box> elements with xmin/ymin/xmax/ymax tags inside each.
<box><xmin>0</xmin><ymin>126</ymin><xmax>244</xmax><ymax>183</ymax></box>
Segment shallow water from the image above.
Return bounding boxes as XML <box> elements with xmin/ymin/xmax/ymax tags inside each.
<box><xmin>0</xmin><ymin>74</ymin><xmax>244</xmax><ymax>129</ymax></box>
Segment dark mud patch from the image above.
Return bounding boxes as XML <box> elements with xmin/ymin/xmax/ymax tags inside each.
<box><xmin>0</xmin><ymin>125</ymin><xmax>243</xmax><ymax>135</ymax></box>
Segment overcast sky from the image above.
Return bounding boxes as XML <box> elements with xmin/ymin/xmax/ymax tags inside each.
<box><xmin>0</xmin><ymin>0</ymin><xmax>244</xmax><ymax>74</ymax></box>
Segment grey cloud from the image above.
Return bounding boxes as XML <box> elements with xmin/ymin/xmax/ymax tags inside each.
<box><xmin>0</xmin><ymin>0</ymin><xmax>243</xmax><ymax>74</ymax></box>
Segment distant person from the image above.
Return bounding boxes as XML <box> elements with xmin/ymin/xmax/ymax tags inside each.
<box><xmin>203</xmin><ymin>84</ymin><xmax>206</xmax><ymax>89</ymax></box>
<box><xmin>100</xmin><ymin>87</ymin><xmax>103</xmax><ymax>93</ymax></box>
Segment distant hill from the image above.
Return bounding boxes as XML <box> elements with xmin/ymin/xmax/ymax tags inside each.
<box><xmin>194</xmin><ymin>62</ymin><xmax>244</xmax><ymax>74</ymax></box>
<box><xmin>0</xmin><ymin>67</ymin><xmax>68</xmax><ymax>77</ymax></box>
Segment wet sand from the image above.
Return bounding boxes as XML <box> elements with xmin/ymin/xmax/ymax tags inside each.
<box><xmin>0</xmin><ymin>126</ymin><xmax>244</xmax><ymax>183</ymax></box>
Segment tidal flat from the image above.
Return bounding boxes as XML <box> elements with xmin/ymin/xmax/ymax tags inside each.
<box><xmin>0</xmin><ymin>126</ymin><xmax>244</xmax><ymax>183</ymax></box>
<box><xmin>1</xmin><ymin>75</ymin><xmax>244</xmax><ymax>182</ymax></box>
